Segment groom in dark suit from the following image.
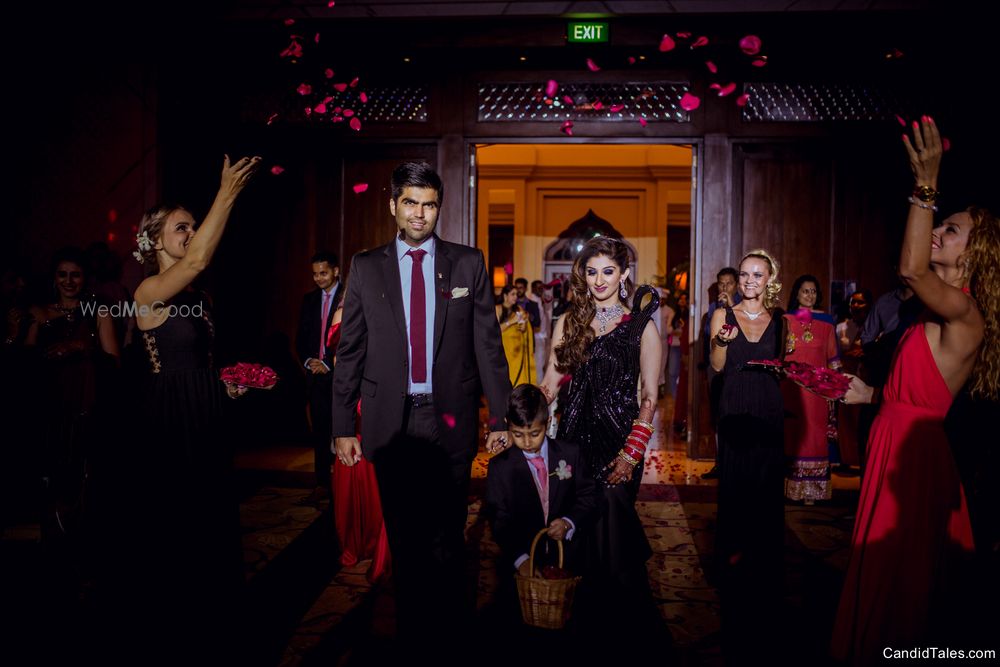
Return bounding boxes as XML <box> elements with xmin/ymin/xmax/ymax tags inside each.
<box><xmin>295</xmin><ymin>251</ymin><xmax>343</xmax><ymax>498</ymax></box>
<box><xmin>331</xmin><ymin>162</ymin><xmax>511</xmax><ymax>650</ymax></box>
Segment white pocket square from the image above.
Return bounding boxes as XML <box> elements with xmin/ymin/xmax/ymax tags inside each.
<box><xmin>450</xmin><ymin>287</ymin><xmax>470</xmax><ymax>299</ymax></box>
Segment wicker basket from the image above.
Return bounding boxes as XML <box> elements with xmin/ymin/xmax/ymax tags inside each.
<box><xmin>515</xmin><ymin>528</ymin><xmax>582</xmax><ymax>630</ymax></box>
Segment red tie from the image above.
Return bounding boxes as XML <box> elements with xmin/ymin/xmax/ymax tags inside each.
<box><xmin>319</xmin><ymin>291</ymin><xmax>332</xmax><ymax>358</ymax></box>
<box><xmin>528</xmin><ymin>456</ymin><xmax>549</xmax><ymax>519</ymax></box>
<box><xmin>406</xmin><ymin>249</ymin><xmax>427</xmax><ymax>383</ymax></box>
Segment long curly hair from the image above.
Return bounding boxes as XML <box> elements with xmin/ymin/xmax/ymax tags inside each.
<box><xmin>554</xmin><ymin>236</ymin><xmax>633</xmax><ymax>373</ymax></box>
<box><xmin>740</xmin><ymin>248</ymin><xmax>782</xmax><ymax>310</ymax></box>
<box><xmin>963</xmin><ymin>206</ymin><xmax>1000</xmax><ymax>400</ymax></box>
<box><xmin>136</xmin><ymin>204</ymin><xmax>188</xmax><ymax>275</ymax></box>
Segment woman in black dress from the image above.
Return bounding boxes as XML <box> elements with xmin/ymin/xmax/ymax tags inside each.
<box><xmin>709</xmin><ymin>248</ymin><xmax>786</xmax><ymax>657</ymax></box>
<box><xmin>123</xmin><ymin>155</ymin><xmax>260</xmax><ymax>659</ymax></box>
<box><xmin>539</xmin><ymin>236</ymin><xmax>664</xmax><ymax>646</ymax></box>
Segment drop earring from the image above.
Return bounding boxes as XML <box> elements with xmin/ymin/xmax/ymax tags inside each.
<box><xmin>619</xmin><ymin>280</ymin><xmax>627</xmax><ymax>299</ymax></box>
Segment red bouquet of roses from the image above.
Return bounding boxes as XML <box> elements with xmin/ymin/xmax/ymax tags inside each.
<box><xmin>220</xmin><ymin>363</ymin><xmax>279</xmax><ymax>390</ymax></box>
<box><xmin>745</xmin><ymin>358</ymin><xmax>851</xmax><ymax>401</ymax></box>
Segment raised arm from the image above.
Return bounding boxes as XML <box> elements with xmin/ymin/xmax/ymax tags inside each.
<box><xmin>135</xmin><ymin>155</ymin><xmax>260</xmax><ymax>308</ymax></box>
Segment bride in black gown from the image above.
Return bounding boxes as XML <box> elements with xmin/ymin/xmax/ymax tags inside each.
<box><xmin>118</xmin><ymin>155</ymin><xmax>260</xmax><ymax>661</ymax></box>
<box><xmin>538</xmin><ymin>236</ymin><xmax>665</xmax><ymax>648</ymax></box>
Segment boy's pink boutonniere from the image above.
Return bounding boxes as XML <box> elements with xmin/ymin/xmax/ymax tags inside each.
<box><xmin>550</xmin><ymin>460</ymin><xmax>573</xmax><ymax>480</ymax></box>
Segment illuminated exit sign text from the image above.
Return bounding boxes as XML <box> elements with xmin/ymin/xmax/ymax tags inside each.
<box><xmin>567</xmin><ymin>22</ymin><xmax>609</xmax><ymax>43</ymax></box>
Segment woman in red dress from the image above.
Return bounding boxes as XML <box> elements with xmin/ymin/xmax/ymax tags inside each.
<box><xmin>831</xmin><ymin>118</ymin><xmax>1000</xmax><ymax>663</ymax></box>
<box><xmin>327</xmin><ymin>305</ymin><xmax>390</xmax><ymax>583</ymax></box>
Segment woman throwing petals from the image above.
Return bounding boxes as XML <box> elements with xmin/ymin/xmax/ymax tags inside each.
<box><xmin>831</xmin><ymin>118</ymin><xmax>999</xmax><ymax>663</ymax></box>
<box><xmin>538</xmin><ymin>237</ymin><xmax>665</xmax><ymax>646</ymax></box>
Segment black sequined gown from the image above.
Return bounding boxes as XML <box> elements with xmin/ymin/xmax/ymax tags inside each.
<box><xmin>714</xmin><ymin>306</ymin><xmax>785</xmax><ymax>656</ymax></box>
<box><xmin>558</xmin><ymin>285</ymin><xmax>658</xmax><ymax>604</ymax></box>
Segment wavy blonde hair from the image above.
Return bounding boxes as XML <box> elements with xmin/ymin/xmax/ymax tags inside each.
<box><xmin>137</xmin><ymin>204</ymin><xmax>188</xmax><ymax>276</ymax></box>
<box><xmin>740</xmin><ymin>248</ymin><xmax>782</xmax><ymax>310</ymax></box>
<box><xmin>963</xmin><ymin>206</ymin><xmax>1000</xmax><ymax>400</ymax></box>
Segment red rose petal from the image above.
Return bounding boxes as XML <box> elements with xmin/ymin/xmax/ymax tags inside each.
<box><xmin>639</xmin><ymin>117</ymin><xmax>648</xmax><ymax>127</ymax></box>
<box><xmin>314</xmin><ymin>32</ymin><xmax>321</xmax><ymax>44</ymax></box>
<box><xmin>349</xmin><ymin>117</ymin><xmax>362</xmax><ymax>131</ymax></box>
<box><xmin>343</xmin><ymin>109</ymin><xmax>354</xmax><ymax>117</ymax></box>
<box><xmin>280</xmin><ymin>41</ymin><xmax>303</xmax><ymax>58</ymax></box>
<box><xmin>442</xmin><ymin>413</ymin><xmax>456</xmax><ymax>428</ymax></box>
<box><xmin>352</xmin><ymin>183</ymin><xmax>368</xmax><ymax>194</ymax></box>
<box><xmin>284</xmin><ymin>18</ymin><xmax>295</xmax><ymax>26</ymax></box>
<box><xmin>680</xmin><ymin>93</ymin><xmax>700</xmax><ymax>111</ymax></box>
<box><xmin>586</xmin><ymin>58</ymin><xmax>600</xmax><ymax>72</ymax></box>
<box><xmin>717</xmin><ymin>82</ymin><xmax>737</xmax><ymax>97</ymax></box>
<box><xmin>739</xmin><ymin>35</ymin><xmax>762</xmax><ymax>55</ymax></box>
<box><xmin>314</xmin><ymin>103</ymin><xmax>327</xmax><ymax>114</ymax></box>
<box><xmin>563</xmin><ymin>95</ymin><xmax>575</xmax><ymax>105</ymax></box>
<box><xmin>304</xmin><ymin>107</ymin><xmax>312</xmax><ymax>117</ymax></box>
<box><xmin>895</xmin><ymin>114</ymin><xmax>906</xmax><ymax>127</ymax></box>
<box><xmin>560</xmin><ymin>120</ymin><xmax>573</xmax><ymax>136</ymax></box>
<box><xmin>942</xmin><ymin>137</ymin><xmax>951</xmax><ymax>151</ymax></box>
<box><xmin>676</xmin><ymin>31</ymin><xmax>691</xmax><ymax>39</ymax></box>
<box><xmin>266</xmin><ymin>113</ymin><xmax>279</xmax><ymax>125</ymax></box>
<box><xmin>706</xmin><ymin>60</ymin><xmax>718</xmax><ymax>73</ymax></box>
<box><xmin>270</xmin><ymin>165</ymin><xmax>285</xmax><ymax>175</ymax></box>
<box><xmin>691</xmin><ymin>36</ymin><xmax>709</xmax><ymax>49</ymax></box>
<box><xmin>360</xmin><ymin>92</ymin><xmax>368</xmax><ymax>103</ymax></box>
<box><xmin>751</xmin><ymin>57</ymin><xmax>767</xmax><ymax>67</ymax></box>
<box><xmin>546</xmin><ymin>79</ymin><xmax>559</xmax><ymax>98</ymax></box>
<box><xmin>325</xmin><ymin>68</ymin><xmax>334</xmax><ymax>79</ymax></box>
<box><xmin>334</xmin><ymin>82</ymin><xmax>348</xmax><ymax>92</ymax></box>
<box><xmin>610</xmin><ymin>104</ymin><xmax>625</xmax><ymax>112</ymax></box>
<box><xmin>659</xmin><ymin>34</ymin><xmax>676</xmax><ymax>52</ymax></box>
<box><xmin>504</xmin><ymin>262</ymin><xmax>514</xmax><ymax>274</ymax></box>
<box><xmin>736</xmin><ymin>93</ymin><xmax>750</xmax><ymax>107</ymax></box>
<box><xmin>592</xmin><ymin>100</ymin><xmax>603</xmax><ymax>110</ymax></box>
<box><xmin>557</xmin><ymin>374</ymin><xmax>573</xmax><ymax>387</ymax></box>
<box><xmin>328</xmin><ymin>0</ymin><xmax>336</xmax><ymax>6</ymax></box>
<box><xmin>627</xmin><ymin>56</ymin><xmax>636</xmax><ymax>64</ymax></box>
<box><xmin>709</xmin><ymin>83</ymin><xmax>722</xmax><ymax>92</ymax></box>
<box><xmin>107</xmin><ymin>209</ymin><xmax>118</xmax><ymax>223</ymax></box>
<box><xmin>296</xmin><ymin>83</ymin><xmax>312</xmax><ymax>96</ymax></box>
<box><xmin>350</xmin><ymin>77</ymin><xmax>359</xmax><ymax>88</ymax></box>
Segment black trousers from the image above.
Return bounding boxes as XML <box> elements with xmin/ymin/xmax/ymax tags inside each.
<box><xmin>306</xmin><ymin>370</ymin><xmax>333</xmax><ymax>487</ymax></box>
<box><xmin>372</xmin><ymin>396</ymin><xmax>473</xmax><ymax>655</ymax></box>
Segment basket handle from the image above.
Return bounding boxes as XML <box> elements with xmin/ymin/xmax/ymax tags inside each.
<box><xmin>527</xmin><ymin>527</ymin><xmax>564</xmax><ymax>577</ymax></box>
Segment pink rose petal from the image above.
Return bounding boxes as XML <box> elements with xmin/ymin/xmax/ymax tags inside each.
<box><xmin>586</xmin><ymin>58</ymin><xmax>600</xmax><ymax>72</ymax></box>
<box><xmin>304</xmin><ymin>107</ymin><xmax>312</xmax><ymax>116</ymax></box>
<box><xmin>736</xmin><ymin>93</ymin><xmax>750</xmax><ymax>107</ymax></box>
<box><xmin>284</xmin><ymin>18</ymin><xmax>295</xmax><ymax>26</ymax></box>
<box><xmin>680</xmin><ymin>93</ymin><xmax>701</xmax><ymax>111</ymax></box>
<box><xmin>609</xmin><ymin>104</ymin><xmax>625</xmax><ymax>112</ymax></box>
<box><xmin>350</xmin><ymin>77</ymin><xmax>359</xmax><ymax>88</ymax></box>
<box><xmin>296</xmin><ymin>83</ymin><xmax>312</xmax><ymax>96</ymax></box>
<box><xmin>314</xmin><ymin>32</ymin><xmax>321</xmax><ymax>44</ymax></box>
<box><xmin>895</xmin><ymin>114</ymin><xmax>906</xmax><ymax>127</ymax></box>
<box><xmin>691</xmin><ymin>36</ymin><xmax>709</xmax><ymax>49</ymax></box>
<box><xmin>560</xmin><ymin>120</ymin><xmax>574</xmax><ymax>136</ymax></box>
<box><xmin>639</xmin><ymin>117</ymin><xmax>648</xmax><ymax>127</ymax></box>
<box><xmin>706</xmin><ymin>60</ymin><xmax>718</xmax><ymax>73</ymax></box>
<box><xmin>709</xmin><ymin>83</ymin><xmax>722</xmax><ymax>92</ymax></box>
<box><xmin>352</xmin><ymin>182</ymin><xmax>368</xmax><ymax>193</ymax></box>
<box><xmin>546</xmin><ymin>79</ymin><xmax>559</xmax><ymax>97</ymax></box>
<box><xmin>349</xmin><ymin>117</ymin><xmax>362</xmax><ymax>131</ymax></box>
<box><xmin>627</xmin><ymin>56</ymin><xmax>636</xmax><ymax>64</ymax></box>
<box><xmin>325</xmin><ymin>68</ymin><xmax>334</xmax><ymax>79</ymax></box>
<box><xmin>592</xmin><ymin>100</ymin><xmax>603</xmax><ymax>110</ymax></box>
<box><xmin>676</xmin><ymin>31</ymin><xmax>691</xmax><ymax>39</ymax></box>
<box><xmin>659</xmin><ymin>34</ymin><xmax>676</xmax><ymax>52</ymax></box>
<box><xmin>327</xmin><ymin>0</ymin><xmax>336</xmax><ymax>6</ymax></box>
<box><xmin>442</xmin><ymin>413</ymin><xmax>456</xmax><ymax>428</ymax></box>
<box><xmin>942</xmin><ymin>137</ymin><xmax>951</xmax><ymax>151</ymax></box>
<box><xmin>314</xmin><ymin>103</ymin><xmax>327</xmax><ymax>114</ymax></box>
<box><xmin>717</xmin><ymin>82</ymin><xmax>737</xmax><ymax>97</ymax></box>
<box><xmin>270</xmin><ymin>165</ymin><xmax>285</xmax><ymax>175</ymax></box>
<box><xmin>563</xmin><ymin>95</ymin><xmax>575</xmax><ymax>105</ymax></box>
<box><xmin>739</xmin><ymin>35</ymin><xmax>762</xmax><ymax>55</ymax></box>
<box><xmin>504</xmin><ymin>262</ymin><xmax>513</xmax><ymax>274</ymax></box>
<box><xmin>360</xmin><ymin>92</ymin><xmax>368</xmax><ymax>103</ymax></box>
<box><xmin>280</xmin><ymin>40</ymin><xmax>303</xmax><ymax>59</ymax></box>
<box><xmin>332</xmin><ymin>116</ymin><xmax>343</xmax><ymax>123</ymax></box>
<box><xmin>266</xmin><ymin>113</ymin><xmax>278</xmax><ymax>125</ymax></box>
<box><xmin>751</xmin><ymin>57</ymin><xmax>768</xmax><ymax>67</ymax></box>
<box><xmin>343</xmin><ymin>109</ymin><xmax>354</xmax><ymax>117</ymax></box>
<box><xmin>333</xmin><ymin>82</ymin><xmax>348</xmax><ymax>92</ymax></box>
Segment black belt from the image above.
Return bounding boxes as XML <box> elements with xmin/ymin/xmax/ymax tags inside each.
<box><xmin>406</xmin><ymin>393</ymin><xmax>434</xmax><ymax>408</ymax></box>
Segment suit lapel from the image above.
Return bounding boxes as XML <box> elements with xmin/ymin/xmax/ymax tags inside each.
<box><xmin>433</xmin><ymin>237</ymin><xmax>451</xmax><ymax>361</ymax></box>
<box><xmin>381</xmin><ymin>242</ymin><xmax>408</xmax><ymax>345</ymax></box>
<box><xmin>547</xmin><ymin>440</ymin><xmax>563</xmax><ymax>511</ymax></box>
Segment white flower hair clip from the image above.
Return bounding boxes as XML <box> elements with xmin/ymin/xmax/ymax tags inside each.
<box><xmin>133</xmin><ymin>230</ymin><xmax>153</xmax><ymax>264</ymax></box>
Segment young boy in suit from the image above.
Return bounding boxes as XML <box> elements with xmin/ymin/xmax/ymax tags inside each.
<box><xmin>485</xmin><ymin>383</ymin><xmax>596</xmax><ymax>589</ymax></box>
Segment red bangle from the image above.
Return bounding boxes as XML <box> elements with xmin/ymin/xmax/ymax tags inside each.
<box><xmin>631</xmin><ymin>423</ymin><xmax>653</xmax><ymax>438</ymax></box>
<box><xmin>624</xmin><ymin>440</ymin><xmax>647</xmax><ymax>455</ymax></box>
<box><xmin>626</xmin><ymin>432</ymin><xmax>650</xmax><ymax>447</ymax></box>
<box><xmin>623</xmin><ymin>446</ymin><xmax>644</xmax><ymax>459</ymax></box>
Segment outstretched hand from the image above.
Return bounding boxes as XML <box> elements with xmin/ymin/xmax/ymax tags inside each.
<box><xmin>221</xmin><ymin>155</ymin><xmax>262</xmax><ymax>198</ymax></box>
<box><xmin>902</xmin><ymin>116</ymin><xmax>942</xmax><ymax>188</ymax></box>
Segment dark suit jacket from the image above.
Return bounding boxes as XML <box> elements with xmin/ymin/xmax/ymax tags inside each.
<box><xmin>518</xmin><ymin>298</ymin><xmax>541</xmax><ymax>329</ymax></box>
<box><xmin>331</xmin><ymin>235</ymin><xmax>511</xmax><ymax>460</ymax></box>
<box><xmin>296</xmin><ymin>283</ymin><xmax>344</xmax><ymax>369</ymax></box>
<box><xmin>484</xmin><ymin>438</ymin><xmax>597</xmax><ymax>573</ymax></box>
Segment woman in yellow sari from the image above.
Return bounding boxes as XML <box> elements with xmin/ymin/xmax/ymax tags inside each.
<box><xmin>496</xmin><ymin>285</ymin><xmax>536</xmax><ymax>386</ymax></box>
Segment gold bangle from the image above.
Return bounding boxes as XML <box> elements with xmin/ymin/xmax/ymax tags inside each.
<box><xmin>617</xmin><ymin>450</ymin><xmax>639</xmax><ymax>466</ymax></box>
<box><xmin>632</xmin><ymin>419</ymin><xmax>654</xmax><ymax>432</ymax></box>
<box><xmin>912</xmin><ymin>184</ymin><xmax>939</xmax><ymax>203</ymax></box>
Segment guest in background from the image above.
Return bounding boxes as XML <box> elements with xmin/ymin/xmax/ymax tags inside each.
<box><xmin>497</xmin><ymin>284</ymin><xmax>536</xmax><ymax>386</ymax></box>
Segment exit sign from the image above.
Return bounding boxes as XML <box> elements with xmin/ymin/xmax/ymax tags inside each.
<box><xmin>567</xmin><ymin>22</ymin><xmax>609</xmax><ymax>43</ymax></box>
